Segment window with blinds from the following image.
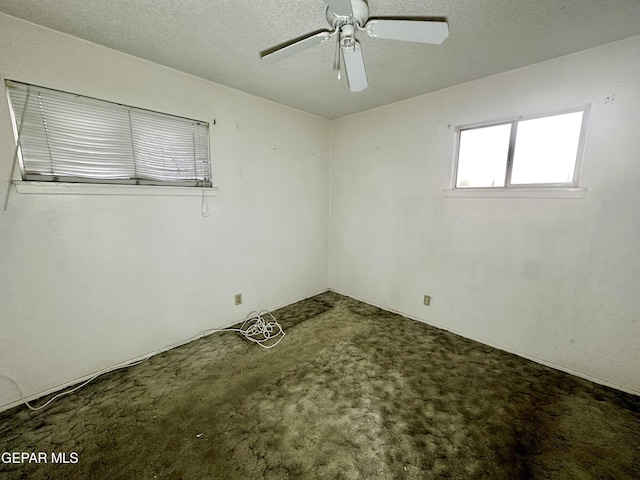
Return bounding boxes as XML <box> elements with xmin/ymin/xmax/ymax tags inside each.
<box><xmin>5</xmin><ymin>80</ymin><xmax>211</xmax><ymax>187</ymax></box>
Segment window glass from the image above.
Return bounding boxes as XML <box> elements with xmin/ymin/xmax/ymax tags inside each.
<box><xmin>511</xmin><ymin>111</ymin><xmax>584</xmax><ymax>185</ymax></box>
<box><xmin>456</xmin><ymin>123</ymin><xmax>511</xmax><ymax>188</ymax></box>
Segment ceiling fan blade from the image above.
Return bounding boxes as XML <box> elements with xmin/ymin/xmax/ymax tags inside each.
<box><xmin>365</xmin><ymin>19</ymin><xmax>449</xmax><ymax>44</ymax></box>
<box><xmin>341</xmin><ymin>41</ymin><xmax>368</xmax><ymax>92</ymax></box>
<box><xmin>260</xmin><ymin>30</ymin><xmax>332</xmax><ymax>64</ymax></box>
<box><xmin>325</xmin><ymin>0</ymin><xmax>353</xmax><ymax>17</ymax></box>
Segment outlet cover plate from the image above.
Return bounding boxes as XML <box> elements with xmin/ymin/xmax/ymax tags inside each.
<box><xmin>423</xmin><ymin>295</ymin><xmax>431</xmax><ymax>306</ymax></box>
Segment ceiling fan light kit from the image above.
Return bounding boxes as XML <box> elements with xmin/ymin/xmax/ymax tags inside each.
<box><xmin>260</xmin><ymin>0</ymin><xmax>449</xmax><ymax>92</ymax></box>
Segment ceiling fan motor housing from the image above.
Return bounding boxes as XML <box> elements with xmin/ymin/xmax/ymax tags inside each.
<box><xmin>326</xmin><ymin>0</ymin><xmax>369</xmax><ymax>29</ymax></box>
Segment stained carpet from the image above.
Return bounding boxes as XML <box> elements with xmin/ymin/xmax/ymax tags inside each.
<box><xmin>1</xmin><ymin>292</ymin><xmax>639</xmax><ymax>479</ymax></box>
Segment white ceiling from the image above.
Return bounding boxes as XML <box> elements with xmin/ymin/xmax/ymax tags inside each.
<box><xmin>1</xmin><ymin>0</ymin><xmax>640</xmax><ymax>119</ymax></box>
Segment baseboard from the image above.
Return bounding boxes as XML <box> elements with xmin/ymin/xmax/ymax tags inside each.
<box><xmin>327</xmin><ymin>289</ymin><xmax>640</xmax><ymax>397</ymax></box>
<box><xmin>0</xmin><ymin>287</ymin><xmax>332</xmax><ymax>414</ymax></box>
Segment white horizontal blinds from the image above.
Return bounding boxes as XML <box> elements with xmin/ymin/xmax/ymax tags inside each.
<box><xmin>193</xmin><ymin>122</ymin><xmax>211</xmax><ymax>183</ymax></box>
<box><xmin>129</xmin><ymin>111</ymin><xmax>210</xmax><ymax>185</ymax></box>
<box><xmin>42</xmin><ymin>88</ymin><xmax>135</xmax><ymax>180</ymax></box>
<box><xmin>6</xmin><ymin>81</ymin><xmax>211</xmax><ymax>187</ymax></box>
<box><xmin>6</xmin><ymin>87</ymin><xmax>52</xmax><ymax>177</ymax></box>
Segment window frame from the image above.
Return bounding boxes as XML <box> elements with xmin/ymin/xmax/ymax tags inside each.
<box><xmin>4</xmin><ymin>79</ymin><xmax>213</xmax><ymax>190</ymax></box>
<box><xmin>451</xmin><ymin>105</ymin><xmax>590</xmax><ymax>190</ymax></box>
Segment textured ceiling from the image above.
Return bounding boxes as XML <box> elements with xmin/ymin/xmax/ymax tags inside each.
<box><xmin>1</xmin><ymin>0</ymin><xmax>640</xmax><ymax>119</ymax></box>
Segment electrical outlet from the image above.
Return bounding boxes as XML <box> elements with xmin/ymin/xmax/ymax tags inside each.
<box><xmin>235</xmin><ymin>294</ymin><xmax>242</xmax><ymax>306</ymax></box>
<box><xmin>423</xmin><ymin>295</ymin><xmax>431</xmax><ymax>306</ymax></box>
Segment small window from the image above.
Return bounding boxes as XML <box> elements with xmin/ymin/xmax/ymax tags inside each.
<box><xmin>5</xmin><ymin>80</ymin><xmax>211</xmax><ymax>187</ymax></box>
<box><xmin>454</xmin><ymin>107</ymin><xmax>588</xmax><ymax>189</ymax></box>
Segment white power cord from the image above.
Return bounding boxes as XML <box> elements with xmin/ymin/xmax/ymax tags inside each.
<box><xmin>0</xmin><ymin>309</ymin><xmax>285</xmax><ymax>412</ymax></box>
<box><xmin>233</xmin><ymin>310</ymin><xmax>285</xmax><ymax>349</ymax></box>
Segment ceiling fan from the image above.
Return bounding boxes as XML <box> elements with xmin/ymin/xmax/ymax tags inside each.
<box><xmin>259</xmin><ymin>0</ymin><xmax>449</xmax><ymax>92</ymax></box>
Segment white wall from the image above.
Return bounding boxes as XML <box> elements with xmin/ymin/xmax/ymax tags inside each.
<box><xmin>0</xmin><ymin>14</ymin><xmax>330</xmax><ymax>410</ymax></box>
<box><xmin>330</xmin><ymin>36</ymin><xmax>640</xmax><ymax>394</ymax></box>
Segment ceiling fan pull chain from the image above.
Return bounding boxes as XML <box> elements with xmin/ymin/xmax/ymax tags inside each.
<box><xmin>333</xmin><ymin>36</ymin><xmax>341</xmax><ymax>79</ymax></box>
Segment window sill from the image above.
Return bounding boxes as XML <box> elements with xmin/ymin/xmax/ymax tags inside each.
<box><xmin>14</xmin><ymin>181</ymin><xmax>218</xmax><ymax>197</ymax></box>
<box><xmin>443</xmin><ymin>187</ymin><xmax>586</xmax><ymax>199</ymax></box>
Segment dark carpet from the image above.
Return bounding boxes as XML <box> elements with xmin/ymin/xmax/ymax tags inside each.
<box><xmin>1</xmin><ymin>292</ymin><xmax>639</xmax><ymax>479</ymax></box>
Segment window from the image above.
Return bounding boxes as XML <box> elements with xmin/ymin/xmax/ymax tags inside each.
<box><xmin>454</xmin><ymin>107</ymin><xmax>589</xmax><ymax>189</ymax></box>
<box><xmin>5</xmin><ymin>80</ymin><xmax>211</xmax><ymax>188</ymax></box>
